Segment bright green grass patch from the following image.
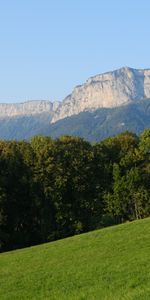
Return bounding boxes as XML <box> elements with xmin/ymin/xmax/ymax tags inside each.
<box><xmin>1</xmin><ymin>218</ymin><xmax>150</xmax><ymax>299</ymax></box>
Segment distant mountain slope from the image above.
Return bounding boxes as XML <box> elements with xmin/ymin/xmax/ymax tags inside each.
<box><xmin>48</xmin><ymin>99</ymin><xmax>150</xmax><ymax>141</ymax></box>
<box><xmin>1</xmin><ymin>217</ymin><xmax>150</xmax><ymax>299</ymax></box>
<box><xmin>51</xmin><ymin>66</ymin><xmax>150</xmax><ymax>123</ymax></box>
<box><xmin>0</xmin><ymin>67</ymin><xmax>150</xmax><ymax>124</ymax></box>
<box><xmin>1</xmin><ymin>66</ymin><xmax>150</xmax><ymax>141</ymax></box>
<box><xmin>0</xmin><ymin>99</ymin><xmax>150</xmax><ymax>141</ymax></box>
<box><xmin>0</xmin><ymin>112</ymin><xmax>51</xmax><ymax>140</ymax></box>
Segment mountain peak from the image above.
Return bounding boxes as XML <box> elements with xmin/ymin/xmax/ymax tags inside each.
<box><xmin>51</xmin><ymin>66</ymin><xmax>150</xmax><ymax>123</ymax></box>
<box><xmin>0</xmin><ymin>67</ymin><xmax>150</xmax><ymax>123</ymax></box>
<box><xmin>119</xmin><ymin>65</ymin><xmax>132</xmax><ymax>71</ymax></box>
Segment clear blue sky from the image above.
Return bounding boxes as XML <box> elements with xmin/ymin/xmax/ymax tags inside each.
<box><xmin>0</xmin><ymin>0</ymin><xmax>150</xmax><ymax>103</ymax></box>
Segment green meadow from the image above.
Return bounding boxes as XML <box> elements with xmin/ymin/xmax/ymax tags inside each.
<box><xmin>1</xmin><ymin>218</ymin><xmax>150</xmax><ymax>300</ymax></box>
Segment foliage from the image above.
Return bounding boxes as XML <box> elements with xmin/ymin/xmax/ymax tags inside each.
<box><xmin>0</xmin><ymin>129</ymin><xmax>150</xmax><ymax>252</ymax></box>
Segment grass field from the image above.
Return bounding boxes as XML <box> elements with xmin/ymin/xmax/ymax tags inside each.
<box><xmin>1</xmin><ymin>218</ymin><xmax>150</xmax><ymax>299</ymax></box>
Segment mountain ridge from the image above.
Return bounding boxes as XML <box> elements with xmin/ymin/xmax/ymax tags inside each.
<box><xmin>51</xmin><ymin>66</ymin><xmax>150</xmax><ymax>122</ymax></box>
<box><xmin>0</xmin><ymin>98</ymin><xmax>150</xmax><ymax>142</ymax></box>
<box><xmin>0</xmin><ymin>66</ymin><xmax>150</xmax><ymax>122</ymax></box>
<box><xmin>0</xmin><ymin>66</ymin><xmax>150</xmax><ymax>141</ymax></box>
<box><xmin>0</xmin><ymin>100</ymin><xmax>60</xmax><ymax>118</ymax></box>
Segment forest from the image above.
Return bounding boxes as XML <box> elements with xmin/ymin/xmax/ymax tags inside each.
<box><xmin>0</xmin><ymin>129</ymin><xmax>150</xmax><ymax>252</ymax></box>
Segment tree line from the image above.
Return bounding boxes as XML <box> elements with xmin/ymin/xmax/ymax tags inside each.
<box><xmin>0</xmin><ymin>129</ymin><xmax>150</xmax><ymax>252</ymax></box>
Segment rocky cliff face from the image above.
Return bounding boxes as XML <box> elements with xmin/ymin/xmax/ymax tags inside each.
<box><xmin>51</xmin><ymin>67</ymin><xmax>150</xmax><ymax>123</ymax></box>
<box><xmin>0</xmin><ymin>67</ymin><xmax>150</xmax><ymax>123</ymax></box>
<box><xmin>0</xmin><ymin>100</ymin><xmax>60</xmax><ymax>118</ymax></box>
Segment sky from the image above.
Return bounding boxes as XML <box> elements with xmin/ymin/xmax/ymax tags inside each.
<box><xmin>0</xmin><ymin>0</ymin><xmax>150</xmax><ymax>103</ymax></box>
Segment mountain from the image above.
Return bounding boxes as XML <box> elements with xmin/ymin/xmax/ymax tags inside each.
<box><xmin>1</xmin><ymin>99</ymin><xmax>150</xmax><ymax>141</ymax></box>
<box><xmin>0</xmin><ymin>100</ymin><xmax>60</xmax><ymax>118</ymax></box>
<box><xmin>0</xmin><ymin>112</ymin><xmax>52</xmax><ymax>140</ymax></box>
<box><xmin>51</xmin><ymin>66</ymin><xmax>150</xmax><ymax>123</ymax></box>
<box><xmin>1</xmin><ymin>66</ymin><xmax>150</xmax><ymax>122</ymax></box>
<box><xmin>0</xmin><ymin>66</ymin><xmax>150</xmax><ymax>141</ymax></box>
<box><xmin>47</xmin><ymin>98</ymin><xmax>150</xmax><ymax>141</ymax></box>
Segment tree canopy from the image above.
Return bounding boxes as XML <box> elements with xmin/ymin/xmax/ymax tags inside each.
<box><xmin>0</xmin><ymin>130</ymin><xmax>150</xmax><ymax>252</ymax></box>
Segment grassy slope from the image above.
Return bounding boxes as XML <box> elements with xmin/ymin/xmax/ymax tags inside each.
<box><xmin>1</xmin><ymin>218</ymin><xmax>150</xmax><ymax>300</ymax></box>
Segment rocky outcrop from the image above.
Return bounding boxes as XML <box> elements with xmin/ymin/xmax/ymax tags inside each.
<box><xmin>51</xmin><ymin>67</ymin><xmax>150</xmax><ymax>123</ymax></box>
<box><xmin>0</xmin><ymin>100</ymin><xmax>60</xmax><ymax>118</ymax></box>
<box><xmin>0</xmin><ymin>67</ymin><xmax>150</xmax><ymax>124</ymax></box>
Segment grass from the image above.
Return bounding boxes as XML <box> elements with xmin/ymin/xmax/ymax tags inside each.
<box><xmin>1</xmin><ymin>218</ymin><xmax>150</xmax><ymax>299</ymax></box>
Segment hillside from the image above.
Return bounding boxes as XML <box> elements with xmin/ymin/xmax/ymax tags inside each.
<box><xmin>0</xmin><ymin>66</ymin><xmax>150</xmax><ymax>141</ymax></box>
<box><xmin>0</xmin><ymin>98</ymin><xmax>150</xmax><ymax>141</ymax></box>
<box><xmin>1</xmin><ymin>218</ymin><xmax>150</xmax><ymax>299</ymax></box>
<box><xmin>0</xmin><ymin>112</ymin><xmax>52</xmax><ymax>140</ymax></box>
<box><xmin>48</xmin><ymin>98</ymin><xmax>150</xmax><ymax>141</ymax></box>
<box><xmin>51</xmin><ymin>66</ymin><xmax>150</xmax><ymax>123</ymax></box>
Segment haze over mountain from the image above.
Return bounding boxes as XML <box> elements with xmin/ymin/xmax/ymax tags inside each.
<box><xmin>0</xmin><ymin>66</ymin><xmax>150</xmax><ymax>141</ymax></box>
